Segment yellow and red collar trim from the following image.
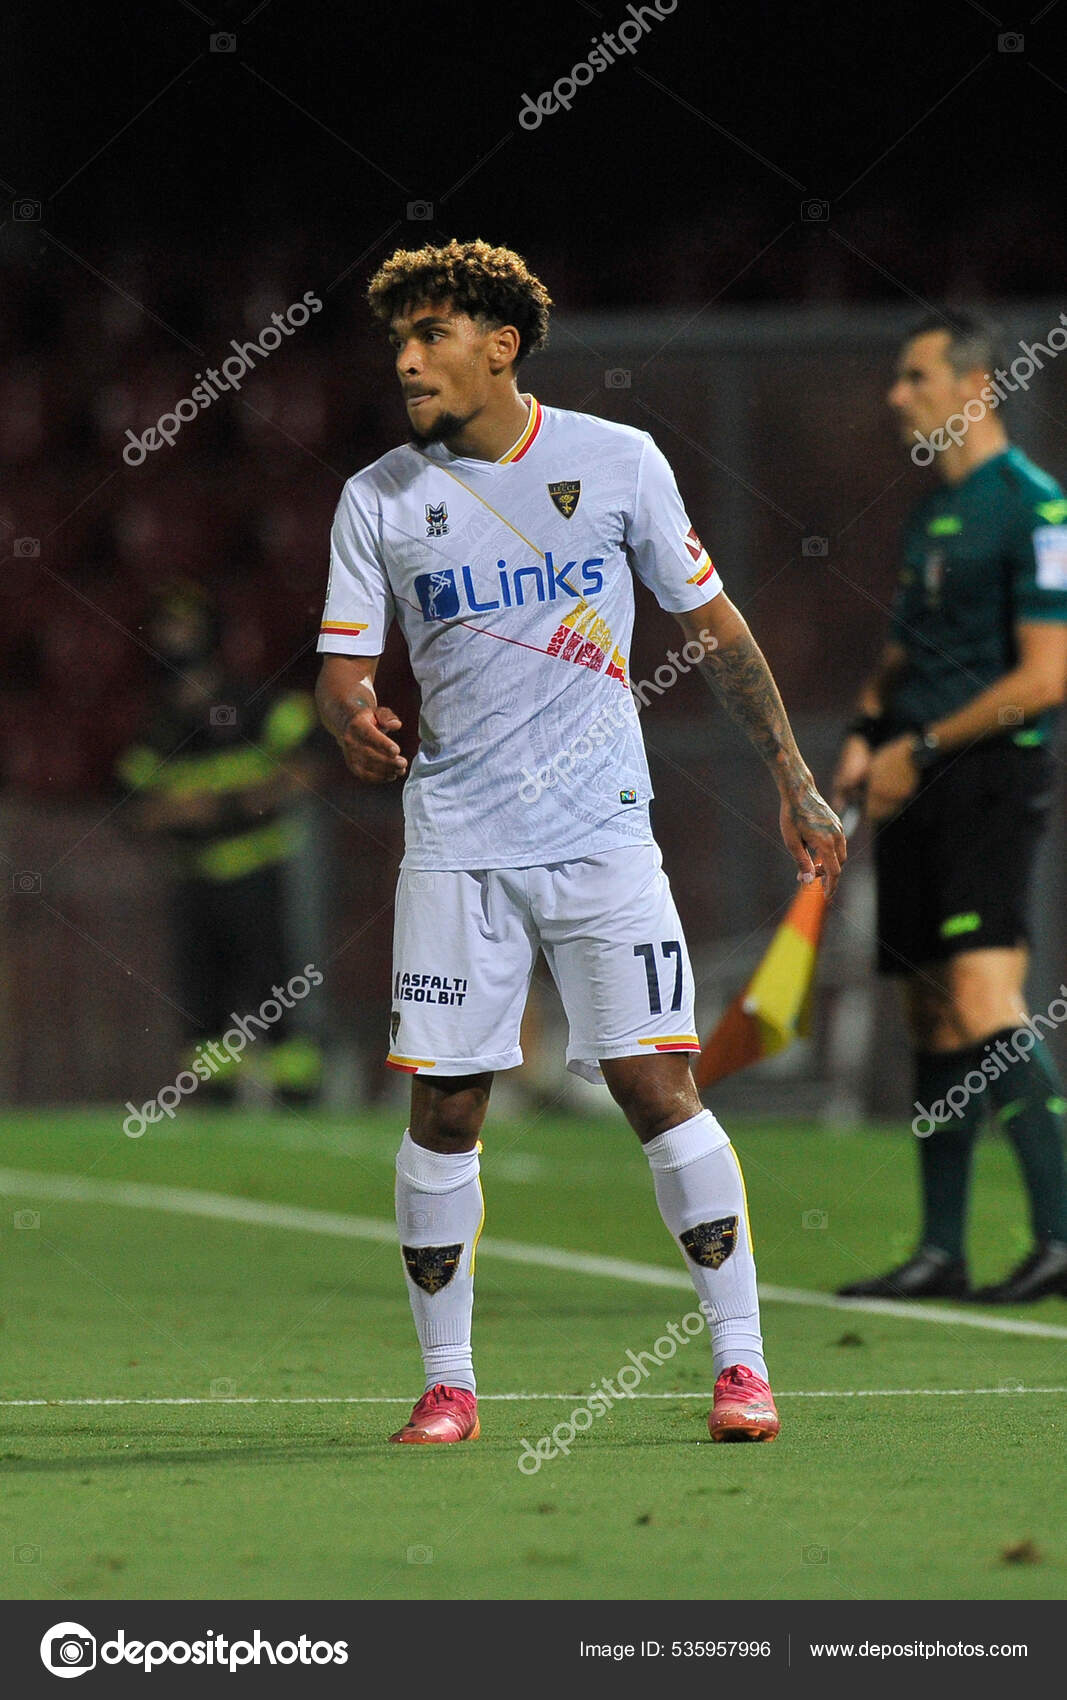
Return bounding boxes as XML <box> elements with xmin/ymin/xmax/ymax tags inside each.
<box><xmin>498</xmin><ymin>396</ymin><xmax>542</xmax><ymax>464</ymax></box>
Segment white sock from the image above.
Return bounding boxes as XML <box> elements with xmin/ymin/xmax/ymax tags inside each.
<box><xmin>644</xmin><ymin>1109</ymin><xmax>768</xmax><ymax>1380</ymax></box>
<box><xmin>395</xmin><ymin>1130</ymin><xmax>484</xmax><ymax>1395</ymax></box>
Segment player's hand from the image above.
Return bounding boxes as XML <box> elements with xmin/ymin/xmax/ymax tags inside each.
<box><xmin>339</xmin><ymin>704</ymin><xmax>408</xmax><ymax>783</ymax></box>
<box><xmin>865</xmin><ymin>735</ymin><xmax>918</xmax><ymax>824</ymax></box>
<box><xmin>779</xmin><ymin>784</ymin><xmax>847</xmax><ymax>899</ymax></box>
<box><xmin>832</xmin><ymin>735</ymin><xmax>872</xmax><ymax>814</ymax></box>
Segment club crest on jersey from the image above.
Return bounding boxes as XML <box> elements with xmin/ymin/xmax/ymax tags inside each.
<box><xmin>402</xmin><ymin>1242</ymin><xmax>464</xmax><ymax>1295</ymax></box>
<box><xmin>680</xmin><ymin>1216</ymin><xmax>738</xmax><ymax>1269</ymax></box>
<box><xmin>547</xmin><ymin>479</ymin><xmax>581</xmax><ymax>520</ymax></box>
<box><xmin>425</xmin><ymin>501</ymin><xmax>449</xmax><ymax>537</ymax></box>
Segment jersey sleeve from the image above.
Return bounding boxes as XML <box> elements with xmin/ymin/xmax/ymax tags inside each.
<box><xmin>317</xmin><ymin>480</ymin><xmax>395</xmax><ymax>654</ymax></box>
<box><xmin>624</xmin><ymin>435</ymin><xmax>724</xmax><ymax>612</ymax></box>
<box><xmin>1009</xmin><ymin>499</ymin><xmax>1067</xmax><ymax>623</ymax></box>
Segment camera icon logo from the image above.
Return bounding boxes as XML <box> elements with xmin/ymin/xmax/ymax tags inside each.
<box><xmin>40</xmin><ymin>1622</ymin><xmax>97</xmax><ymax>1678</ymax></box>
<box><xmin>801</xmin><ymin>199</ymin><xmax>829</xmax><ymax>222</ymax></box>
<box><xmin>998</xmin><ymin>704</ymin><xmax>1024</xmax><ymax>726</ymax></box>
<box><xmin>802</xmin><ymin>1209</ymin><xmax>828</xmax><ymax>1230</ymax></box>
<box><xmin>14</xmin><ymin>1210</ymin><xmax>40</xmax><ymax>1230</ymax></box>
<box><xmin>210</xmin><ymin>1377</ymin><xmax>237</xmax><ymax>1397</ymax></box>
<box><xmin>13</xmin><ymin>199</ymin><xmax>41</xmax><ymax>221</ymax></box>
<box><xmin>604</xmin><ymin>369</ymin><xmax>631</xmax><ymax>390</ymax></box>
<box><xmin>210</xmin><ymin>32</ymin><xmax>237</xmax><ymax>51</ymax></box>
<box><xmin>14</xmin><ymin>1543</ymin><xmax>41</xmax><ymax>1563</ymax></box>
<box><xmin>209</xmin><ymin>705</ymin><xmax>237</xmax><ymax>727</ymax></box>
<box><xmin>802</xmin><ymin>1544</ymin><xmax>829</xmax><ymax>1564</ymax></box>
<box><xmin>802</xmin><ymin>536</ymin><xmax>828</xmax><ymax>558</ymax></box>
<box><xmin>407</xmin><ymin>1544</ymin><xmax>434</xmax><ymax>1563</ymax></box>
<box><xmin>14</xmin><ymin>537</ymin><xmax>41</xmax><ymax>557</ymax></box>
<box><xmin>998</xmin><ymin>32</ymin><xmax>1024</xmax><ymax>52</ymax></box>
<box><xmin>13</xmin><ymin>871</ymin><xmax>42</xmax><ymax>894</ymax></box>
<box><xmin>407</xmin><ymin>200</ymin><xmax>434</xmax><ymax>221</ymax></box>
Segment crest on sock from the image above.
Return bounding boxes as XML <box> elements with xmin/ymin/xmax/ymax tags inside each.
<box><xmin>680</xmin><ymin>1216</ymin><xmax>738</xmax><ymax>1269</ymax></box>
<box><xmin>402</xmin><ymin>1242</ymin><xmax>464</xmax><ymax>1294</ymax></box>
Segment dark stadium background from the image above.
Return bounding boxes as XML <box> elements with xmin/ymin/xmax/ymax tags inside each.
<box><xmin>4</xmin><ymin>0</ymin><xmax>1067</xmax><ymax>1106</ymax></box>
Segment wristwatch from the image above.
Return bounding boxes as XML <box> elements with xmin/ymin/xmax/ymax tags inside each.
<box><xmin>909</xmin><ymin>727</ymin><xmax>942</xmax><ymax>771</ymax></box>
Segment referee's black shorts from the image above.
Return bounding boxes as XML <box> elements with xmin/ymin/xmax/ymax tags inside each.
<box><xmin>873</xmin><ymin>739</ymin><xmax>1055</xmax><ymax>975</ymax></box>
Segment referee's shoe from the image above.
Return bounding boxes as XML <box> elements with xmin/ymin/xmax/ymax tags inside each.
<box><xmin>970</xmin><ymin>1237</ymin><xmax>1067</xmax><ymax>1304</ymax></box>
<box><xmin>837</xmin><ymin>1247</ymin><xmax>968</xmax><ymax>1299</ymax></box>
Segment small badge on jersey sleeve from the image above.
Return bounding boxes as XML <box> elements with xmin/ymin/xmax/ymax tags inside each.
<box><xmin>683</xmin><ymin>523</ymin><xmax>716</xmax><ymax>587</ymax></box>
<box><xmin>680</xmin><ymin>1216</ymin><xmax>738</xmax><ymax>1269</ymax></box>
<box><xmin>425</xmin><ymin>501</ymin><xmax>449</xmax><ymax>537</ymax></box>
<box><xmin>1033</xmin><ymin>525</ymin><xmax>1067</xmax><ymax>590</ymax></box>
<box><xmin>547</xmin><ymin>479</ymin><xmax>581</xmax><ymax>519</ymax></box>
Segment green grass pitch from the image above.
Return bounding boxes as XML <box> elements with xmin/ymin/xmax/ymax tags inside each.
<box><xmin>1</xmin><ymin>1104</ymin><xmax>1064</xmax><ymax>1601</ymax></box>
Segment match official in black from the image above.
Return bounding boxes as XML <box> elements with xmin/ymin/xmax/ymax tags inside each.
<box><xmin>834</xmin><ymin>315</ymin><xmax>1067</xmax><ymax>1303</ymax></box>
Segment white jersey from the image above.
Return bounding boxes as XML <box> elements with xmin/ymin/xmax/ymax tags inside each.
<box><xmin>318</xmin><ymin>397</ymin><xmax>723</xmax><ymax>870</ymax></box>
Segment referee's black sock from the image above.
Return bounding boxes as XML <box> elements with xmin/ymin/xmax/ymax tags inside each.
<box><xmin>984</xmin><ymin>1029</ymin><xmax>1067</xmax><ymax>1245</ymax></box>
<box><xmin>913</xmin><ymin>1044</ymin><xmax>988</xmax><ymax>1261</ymax></box>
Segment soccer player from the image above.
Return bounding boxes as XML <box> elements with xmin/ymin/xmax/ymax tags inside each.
<box><xmin>316</xmin><ymin>239</ymin><xmax>845</xmax><ymax>1443</ymax></box>
<box><xmin>834</xmin><ymin>314</ymin><xmax>1067</xmax><ymax>1303</ymax></box>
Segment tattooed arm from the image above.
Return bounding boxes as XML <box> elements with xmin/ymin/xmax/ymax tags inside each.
<box><xmin>316</xmin><ymin>654</ymin><xmax>408</xmax><ymax>783</ymax></box>
<box><xmin>674</xmin><ymin>595</ymin><xmax>847</xmax><ymax>897</ymax></box>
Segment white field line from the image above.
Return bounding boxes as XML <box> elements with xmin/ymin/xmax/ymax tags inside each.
<box><xmin>2</xmin><ymin>1388</ymin><xmax>1066</xmax><ymax>1409</ymax></box>
<box><xmin>4</xmin><ymin>1165</ymin><xmax>1067</xmax><ymax>1342</ymax></box>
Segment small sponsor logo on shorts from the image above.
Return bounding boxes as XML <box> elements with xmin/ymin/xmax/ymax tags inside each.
<box><xmin>394</xmin><ymin>971</ymin><xmax>469</xmax><ymax>1006</ymax></box>
<box><xmin>619</xmin><ymin>788</ymin><xmax>637</xmax><ymax>804</ymax></box>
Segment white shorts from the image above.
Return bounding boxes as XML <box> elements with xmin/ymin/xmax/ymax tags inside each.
<box><xmin>386</xmin><ymin>846</ymin><xmax>698</xmax><ymax>1085</ymax></box>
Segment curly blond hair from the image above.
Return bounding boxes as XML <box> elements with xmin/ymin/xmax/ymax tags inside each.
<box><xmin>367</xmin><ymin>238</ymin><xmax>552</xmax><ymax>363</ymax></box>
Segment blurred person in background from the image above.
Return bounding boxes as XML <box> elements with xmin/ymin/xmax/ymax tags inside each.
<box><xmin>117</xmin><ymin>583</ymin><xmax>324</xmax><ymax>1104</ymax></box>
<box><xmin>834</xmin><ymin>314</ymin><xmax>1067</xmax><ymax>1303</ymax></box>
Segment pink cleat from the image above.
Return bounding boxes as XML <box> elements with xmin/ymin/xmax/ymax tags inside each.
<box><xmin>708</xmin><ymin>1364</ymin><xmax>780</xmax><ymax>1443</ymax></box>
<box><xmin>389</xmin><ymin>1384</ymin><xmax>480</xmax><ymax>1445</ymax></box>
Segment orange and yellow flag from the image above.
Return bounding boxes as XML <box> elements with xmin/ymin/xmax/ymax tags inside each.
<box><xmin>694</xmin><ymin>881</ymin><xmax>829</xmax><ymax>1090</ymax></box>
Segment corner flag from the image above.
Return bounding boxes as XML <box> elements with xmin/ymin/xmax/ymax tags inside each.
<box><xmin>694</xmin><ymin>808</ymin><xmax>854</xmax><ymax>1090</ymax></box>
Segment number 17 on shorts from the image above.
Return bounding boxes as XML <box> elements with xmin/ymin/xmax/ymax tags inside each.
<box><xmin>385</xmin><ymin>849</ymin><xmax>699</xmax><ymax>1084</ymax></box>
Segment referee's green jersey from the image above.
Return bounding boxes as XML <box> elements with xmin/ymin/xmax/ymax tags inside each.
<box><xmin>886</xmin><ymin>446</ymin><xmax>1067</xmax><ymax>743</ymax></box>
